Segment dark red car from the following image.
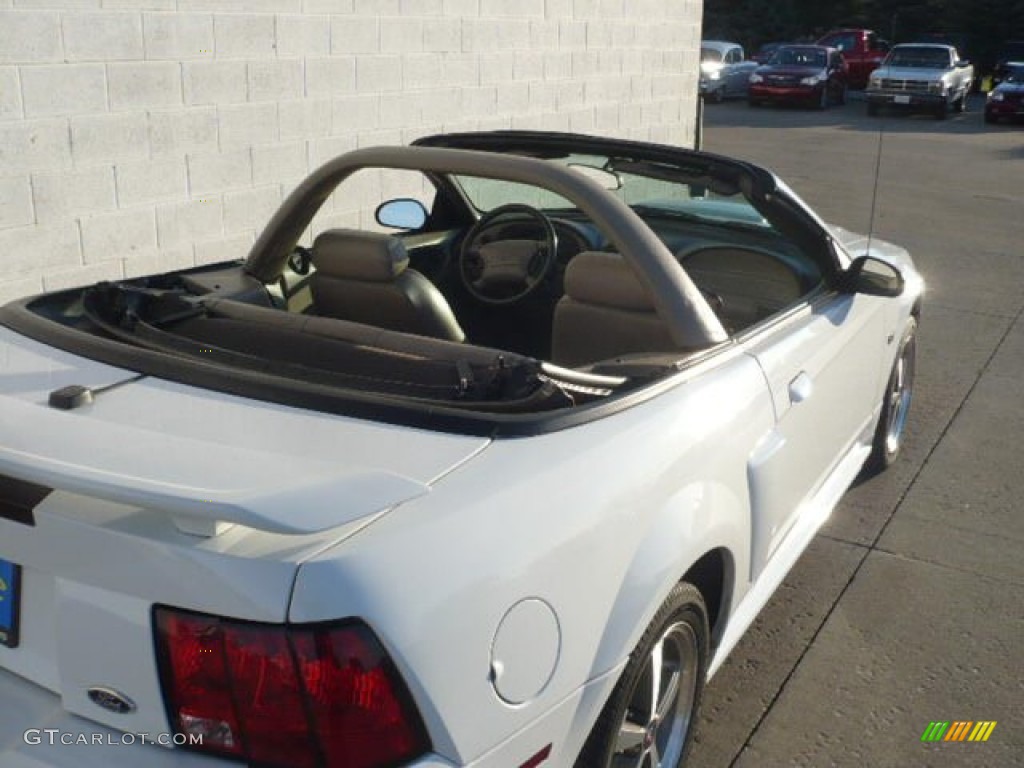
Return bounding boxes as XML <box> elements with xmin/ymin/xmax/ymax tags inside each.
<box><xmin>985</xmin><ymin>62</ymin><xmax>1024</xmax><ymax>123</ymax></box>
<box><xmin>748</xmin><ymin>45</ymin><xmax>849</xmax><ymax>109</ymax></box>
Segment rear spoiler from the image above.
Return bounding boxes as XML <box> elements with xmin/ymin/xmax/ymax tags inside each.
<box><xmin>0</xmin><ymin>396</ymin><xmax>428</xmax><ymax>536</ymax></box>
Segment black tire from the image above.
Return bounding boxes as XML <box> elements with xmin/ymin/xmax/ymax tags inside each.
<box><xmin>867</xmin><ymin>101</ymin><xmax>880</xmax><ymax>117</ymax></box>
<box><xmin>837</xmin><ymin>84</ymin><xmax>847</xmax><ymax>105</ymax></box>
<box><xmin>867</xmin><ymin>317</ymin><xmax>917</xmax><ymax>473</ymax></box>
<box><xmin>935</xmin><ymin>100</ymin><xmax>948</xmax><ymax>120</ymax></box>
<box><xmin>748</xmin><ymin>98</ymin><xmax>761</xmax><ymax>107</ymax></box>
<box><xmin>576</xmin><ymin>583</ymin><xmax>709</xmax><ymax>768</ymax></box>
<box><xmin>984</xmin><ymin>111</ymin><xmax>997</xmax><ymax>124</ymax></box>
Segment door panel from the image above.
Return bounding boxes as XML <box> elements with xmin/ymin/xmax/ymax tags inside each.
<box><xmin>745</xmin><ymin>292</ymin><xmax>886</xmax><ymax>579</ymax></box>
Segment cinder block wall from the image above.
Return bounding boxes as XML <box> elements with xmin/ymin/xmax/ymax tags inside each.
<box><xmin>0</xmin><ymin>1</ymin><xmax>702</xmax><ymax>303</ymax></box>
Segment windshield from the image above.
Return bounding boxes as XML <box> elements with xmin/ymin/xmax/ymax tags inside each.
<box><xmin>450</xmin><ymin>153</ymin><xmax>772</xmax><ymax>230</ymax></box>
<box><xmin>770</xmin><ymin>47</ymin><xmax>826</xmax><ymax>68</ymax></box>
<box><xmin>701</xmin><ymin>47</ymin><xmax>723</xmax><ymax>63</ymax></box>
<box><xmin>887</xmin><ymin>47</ymin><xmax>950</xmax><ymax>68</ymax></box>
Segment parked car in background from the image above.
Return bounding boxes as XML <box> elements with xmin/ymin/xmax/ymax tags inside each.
<box><xmin>748</xmin><ymin>45</ymin><xmax>848</xmax><ymax>109</ymax></box>
<box><xmin>985</xmin><ymin>62</ymin><xmax>1024</xmax><ymax>123</ymax></box>
<box><xmin>817</xmin><ymin>28</ymin><xmax>890</xmax><ymax>89</ymax></box>
<box><xmin>699</xmin><ymin>40</ymin><xmax>758</xmax><ymax>102</ymax></box>
<box><xmin>0</xmin><ymin>129</ymin><xmax>923</xmax><ymax>768</ymax></box>
<box><xmin>993</xmin><ymin>41</ymin><xmax>1024</xmax><ymax>86</ymax></box>
<box><xmin>751</xmin><ymin>42</ymin><xmax>787</xmax><ymax>64</ymax></box>
<box><xmin>866</xmin><ymin>44</ymin><xmax>973</xmax><ymax>119</ymax></box>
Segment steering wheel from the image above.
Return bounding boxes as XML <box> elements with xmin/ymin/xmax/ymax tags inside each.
<box><xmin>458</xmin><ymin>204</ymin><xmax>558</xmax><ymax>305</ymax></box>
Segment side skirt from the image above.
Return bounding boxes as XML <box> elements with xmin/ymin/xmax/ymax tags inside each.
<box><xmin>708</xmin><ymin>440</ymin><xmax>871</xmax><ymax>678</ymax></box>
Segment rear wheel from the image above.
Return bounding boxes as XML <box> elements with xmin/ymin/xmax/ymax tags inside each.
<box><xmin>576</xmin><ymin>583</ymin><xmax>709</xmax><ymax>768</ymax></box>
<box><xmin>985</xmin><ymin>111</ymin><xmax>998</xmax><ymax>124</ymax></box>
<box><xmin>748</xmin><ymin>98</ymin><xmax>762</xmax><ymax>107</ymax></box>
<box><xmin>867</xmin><ymin>101</ymin><xmax>880</xmax><ymax>117</ymax></box>
<box><xmin>867</xmin><ymin>317</ymin><xmax>917</xmax><ymax>472</ymax></box>
<box><xmin>935</xmin><ymin>100</ymin><xmax>948</xmax><ymax>120</ymax></box>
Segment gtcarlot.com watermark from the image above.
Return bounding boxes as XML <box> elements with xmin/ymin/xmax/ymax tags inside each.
<box><xmin>24</xmin><ymin>729</ymin><xmax>202</xmax><ymax>747</ymax></box>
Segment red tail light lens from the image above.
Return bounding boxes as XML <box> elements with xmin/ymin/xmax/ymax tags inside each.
<box><xmin>154</xmin><ymin>608</ymin><xmax>429</xmax><ymax>768</ymax></box>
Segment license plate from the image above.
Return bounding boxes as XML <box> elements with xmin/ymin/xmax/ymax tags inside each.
<box><xmin>894</xmin><ymin>95</ymin><xmax>911</xmax><ymax>104</ymax></box>
<box><xmin>0</xmin><ymin>559</ymin><xmax>21</xmax><ymax>648</ymax></box>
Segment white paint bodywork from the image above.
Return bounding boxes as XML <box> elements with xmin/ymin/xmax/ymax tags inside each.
<box><xmin>0</xmin><ymin>230</ymin><xmax>922</xmax><ymax>766</ymax></box>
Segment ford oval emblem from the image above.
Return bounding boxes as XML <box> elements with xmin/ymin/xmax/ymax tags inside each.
<box><xmin>87</xmin><ymin>687</ymin><xmax>136</xmax><ymax>715</ymax></box>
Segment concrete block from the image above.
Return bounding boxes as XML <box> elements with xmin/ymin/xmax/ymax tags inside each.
<box><xmin>305</xmin><ymin>57</ymin><xmax>356</xmax><ymax>96</ymax></box>
<box><xmin>330</xmin><ymin>17</ymin><xmax>379</xmax><ymax>55</ymax></box>
<box><xmin>558</xmin><ymin>19</ymin><xmax>585</xmax><ymax>48</ymax></box>
<box><xmin>218</xmin><ymin>102</ymin><xmax>278</xmax><ymax>148</ymax></box>
<box><xmin>544</xmin><ymin>0</ymin><xmax>572</xmax><ymax>16</ymax></box>
<box><xmin>441</xmin><ymin>55</ymin><xmax>478</xmax><ymax>87</ymax></box>
<box><xmin>156</xmin><ymin>197</ymin><xmax>222</xmax><ymax>247</ymax></box>
<box><xmin>247</xmin><ymin>60</ymin><xmax>304</xmax><ymax>102</ymax></box>
<box><xmin>461</xmin><ymin>85</ymin><xmax>497</xmax><ymax>115</ymax></box>
<box><xmin>514</xmin><ymin>52</ymin><xmax>543</xmax><ymax>81</ymax></box>
<box><xmin>356</xmin><ymin>56</ymin><xmax>403</xmax><ymax>92</ymax></box>
<box><xmin>479</xmin><ymin>52</ymin><xmax>514</xmax><ymax>85</ymax></box>
<box><xmin>278</xmin><ymin>97</ymin><xmax>331</xmax><ymax>139</ymax></box>
<box><xmin>149</xmin><ymin>107</ymin><xmax>218</xmax><ymax>156</ymax></box>
<box><xmin>402</xmin><ymin>53</ymin><xmax>442</xmax><ymax>90</ymax></box>
<box><xmin>423</xmin><ymin>19</ymin><xmax>460</xmax><ymax>52</ymax></box>
<box><xmin>480</xmin><ymin>0</ymin><xmax>542</xmax><ymax>15</ymax></box>
<box><xmin>331</xmin><ymin>93</ymin><xmax>379</xmax><ymax>133</ymax></box>
<box><xmin>529</xmin><ymin>19</ymin><xmax>558</xmax><ymax>48</ymax></box>
<box><xmin>0</xmin><ymin>175</ymin><xmax>33</xmax><ymax>229</ymax></box>
<box><xmin>102</xmin><ymin>0</ymin><xmax>175</xmax><ymax>8</ymax></box>
<box><xmin>442</xmin><ymin>0</ymin><xmax>477</xmax><ymax>15</ymax></box>
<box><xmin>401</xmin><ymin>0</ymin><xmax>442</xmax><ymax>13</ymax></box>
<box><xmin>62</xmin><ymin>12</ymin><xmax>143</xmax><ymax>61</ymax></box>
<box><xmin>193</xmin><ymin>231</ymin><xmax>252</xmax><ymax>265</ymax></box>
<box><xmin>122</xmin><ymin>244</ymin><xmax>195</xmax><ymax>278</ymax></box>
<box><xmin>0</xmin><ymin>12</ymin><xmax>62</xmax><ymax>64</ymax></box>
<box><xmin>276</xmin><ymin>15</ymin><xmax>329</xmax><ymax>58</ymax></box>
<box><xmin>0</xmin><ymin>67</ymin><xmax>22</xmax><ymax>119</ymax></box>
<box><xmin>108</xmin><ymin>62</ymin><xmax>182</xmax><ymax>110</ymax></box>
<box><xmin>115</xmin><ymin>156</ymin><xmax>187</xmax><ymax>206</ymax></box>
<box><xmin>0</xmin><ymin>221</ymin><xmax>80</xmax><ymax>275</ymax></box>
<box><xmin>300</xmin><ymin>0</ymin><xmax>354</xmax><ymax>11</ymax></box>
<box><xmin>0</xmin><ymin>275</ymin><xmax>44</xmax><ymax>305</ymax></box>
<box><xmin>213</xmin><ymin>14</ymin><xmax>275</xmax><ymax>59</ymax></box>
<box><xmin>32</xmin><ymin>166</ymin><xmax>116</xmax><ymax>223</ymax></box>
<box><xmin>494</xmin><ymin>81</ymin><xmax>528</xmax><ymax>112</ymax></box>
<box><xmin>81</xmin><ymin>208</ymin><xmax>157</xmax><ymax>262</ymax></box>
<box><xmin>71</xmin><ymin>113</ymin><xmax>150</xmax><ymax>164</ymax></box>
<box><xmin>380</xmin><ymin>19</ymin><xmax>423</xmax><ymax>54</ymax></box>
<box><xmin>43</xmin><ymin>260</ymin><xmax>124</xmax><ymax>291</ymax></box>
<box><xmin>186</xmin><ymin>149</ymin><xmax>251</xmax><ymax>195</ymax></box>
<box><xmin>143</xmin><ymin>12</ymin><xmax>214</xmax><ymax>60</ymax></box>
<box><xmin>308</xmin><ymin>134</ymin><xmax>357</xmax><ymax>169</ymax></box>
<box><xmin>252</xmin><ymin>141</ymin><xmax>307</xmax><ymax>186</ymax></box>
<box><xmin>353</xmin><ymin>0</ymin><xmax>398</xmax><ymax>14</ymax></box>
<box><xmin>183</xmin><ymin>61</ymin><xmax>246</xmax><ymax>105</ymax></box>
<box><xmin>21</xmin><ymin>64</ymin><xmax>106</xmax><ymax>117</ymax></box>
<box><xmin>222</xmin><ymin>185</ymin><xmax>280</xmax><ymax>233</ymax></box>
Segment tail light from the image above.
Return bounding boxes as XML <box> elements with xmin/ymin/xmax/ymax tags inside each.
<box><xmin>154</xmin><ymin>608</ymin><xmax>429</xmax><ymax>768</ymax></box>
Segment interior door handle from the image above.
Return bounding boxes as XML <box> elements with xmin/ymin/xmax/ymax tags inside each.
<box><xmin>789</xmin><ymin>372</ymin><xmax>814</xmax><ymax>404</ymax></box>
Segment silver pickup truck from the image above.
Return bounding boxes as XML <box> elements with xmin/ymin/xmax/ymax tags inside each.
<box><xmin>866</xmin><ymin>43</ymin><xmax>974</xmax><ymax>118</ymax></box>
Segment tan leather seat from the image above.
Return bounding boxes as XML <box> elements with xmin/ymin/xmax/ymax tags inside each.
<box><xmin>310</xmin><ymin>229</ymin><xmax>465</xmax><ymax>342</ymax></box>
<box><xmin>552</xmin><ymin>251</ymin><xmax>686</xmax><ymax>367</ymax></box>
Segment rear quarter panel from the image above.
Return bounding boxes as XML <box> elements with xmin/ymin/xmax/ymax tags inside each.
<box><xmin>289</xmin><ymin>350</ymin><xmax>774</xmax><ymax>764</ymax></box>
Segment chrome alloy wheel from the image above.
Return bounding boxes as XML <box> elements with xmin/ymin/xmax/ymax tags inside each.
<box><xmin>884</xmin><ymin>333</ymin><xmax>916</xmax><ymax>456</ymax></box>
<box><xmin>609</xmin><ymin>621</ymin><xmax>700</xmax><ymax>768</ymax></box>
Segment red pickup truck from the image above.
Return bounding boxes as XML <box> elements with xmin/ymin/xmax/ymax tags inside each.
<box><xmin>817</xmin><ymin>29</ymin><xmax>891</xmax><ymax>89</ymax></box>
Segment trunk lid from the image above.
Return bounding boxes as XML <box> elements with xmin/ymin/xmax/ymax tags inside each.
<box><xmin>0</xmin><ymin>325</ymin><xmax>488</xmax><ymax>734</ymax></box>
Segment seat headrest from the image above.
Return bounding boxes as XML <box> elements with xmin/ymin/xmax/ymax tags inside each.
<box><xmin>311</xmin><ymin>229</ymin><xmax>409</xmax><ymax>282</ymax></box>
<box><xmin>563</xmin><ymin>251</ymin><xmax>656</xmax><ymax>311</ymax></box>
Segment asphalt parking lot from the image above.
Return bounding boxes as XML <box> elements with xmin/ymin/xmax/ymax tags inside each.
<box><xmin>689</xmin><ymin>96</ymin><xmax>1024</xmax><ymax>767</ymax></box>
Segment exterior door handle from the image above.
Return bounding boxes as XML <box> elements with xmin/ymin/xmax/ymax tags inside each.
<box><xmin>789</xmin><ymin>372</ymin><xmax>814</xmax><ymax>404</ymax></box>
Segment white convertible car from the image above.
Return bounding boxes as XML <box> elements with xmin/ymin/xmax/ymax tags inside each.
<box><xmin>0</xmin><ymin>132</ymin><xmax>921</xmax><ymax>768</ymax></box>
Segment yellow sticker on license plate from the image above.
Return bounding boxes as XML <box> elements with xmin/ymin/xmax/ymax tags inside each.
<box><xmin>0</xmin><ymin>559</ymin><xmax>21</xmax><ymax>648</ymax></box>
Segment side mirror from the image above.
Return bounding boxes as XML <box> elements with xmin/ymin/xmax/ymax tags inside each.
<box><xmin>841</xmin><ymin>255</ymin><xmax>905</xmax><ymax>297</ymax></box>
<box><xmin>376</xmin><ymin>198</ymin><xmax>428</xmax><ymax>230</ymax></box>
<box><xmin>956</xmin><ymin>60</ymin><xmax>971</xmax><ymax>69</ymax></box>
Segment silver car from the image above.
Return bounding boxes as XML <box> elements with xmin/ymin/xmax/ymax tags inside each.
<box><xmin>700</xmin><ymin>40</ymin><xmax>758</xmax><ymax>101</ymax></box>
